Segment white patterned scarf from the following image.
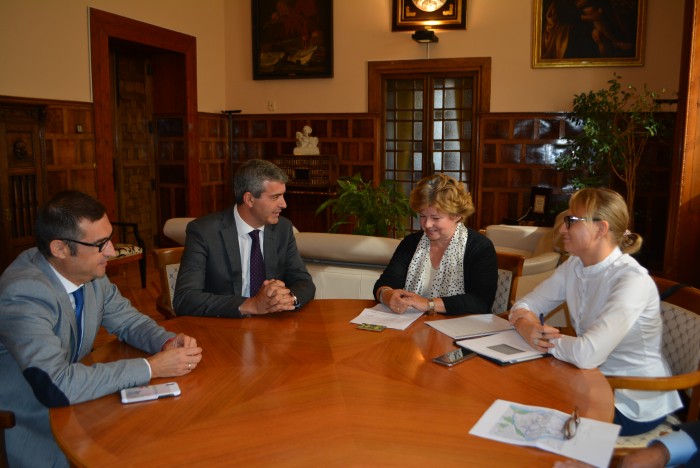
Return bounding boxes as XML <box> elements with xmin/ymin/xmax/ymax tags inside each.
<box><xmin>404</xmin><ymin>223</ymin><xmax>468</xmax><ymax>298</ymax></box>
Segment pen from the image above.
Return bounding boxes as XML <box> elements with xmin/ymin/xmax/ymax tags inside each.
<box><xmin>539</xmin><ymin>313</ymin><xmax>545</xmax><ymax>326</ymax></box>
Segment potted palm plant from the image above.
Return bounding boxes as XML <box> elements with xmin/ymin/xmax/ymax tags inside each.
<box><xmin>556</xmin><ymin>74</ymin><xmax>668</xmax><ymax>229</ymax></box>
<box><xmin>316</xmin><ymin>173</ymin><xmax>414</xmax><ymax>238</ymax></box>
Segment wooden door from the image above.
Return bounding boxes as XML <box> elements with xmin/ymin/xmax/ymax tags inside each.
<box><xmin>111</xmin><ymin>50</ymin><xmax>157</xmax><ymax>249</ymax></box>
<box><xmin>0</xmin><ymin>103</ymin><xmax>45</xmax><ymax>271</ymax></box>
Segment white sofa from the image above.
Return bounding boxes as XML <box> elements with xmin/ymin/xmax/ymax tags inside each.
<box><xmin>294</xmin><ymin>232</ymin><xmax>399</xmax><ymax>299</ymax></box>
<box><xmin>163</xmin><ymin>217</ymin><xmax>196</xmax><ymax>245</ymax></box>
<box><xmin>484</xmin><ymin>224</ymin><xmax>563</xmax><ymax>299</ymax></box>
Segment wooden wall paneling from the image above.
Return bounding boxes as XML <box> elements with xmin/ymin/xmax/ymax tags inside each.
<box><xmin>227</xmin><ymin>113</ymin><xmax>379</xmax><ymax>231</ymax></box>
<box><xmin>198</xmin><ymin>113</ymin><xmax>229</xmax><ymax>215</ymax></box>
<box><xmin>44</xmin><ymin>104</ymin><xmax>97</xmax><ymax>198</ymax></box>
<box><xmin>477</xmin><ymin>113</ymin><xmax>571</xmax><ymax>229</ymax></box>
<box><xmin>229</xmin><ymin>113</ymin><xmax>379</xmax><ymax>180</ymax></box>
<box><xmin>0</xmin><ymin>101</ymin><xmax>46</xmax><ymax>271</ymax></box>
<box><xmin>155</xmin><ymin>115</ymin><xmax>187</xmax><ymax>242</ymax></box>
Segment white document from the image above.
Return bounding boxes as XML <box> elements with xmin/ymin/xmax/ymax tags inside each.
<box><xmin>426</xmin><ymin>314</ymin><xmax>513</xmax><ymax>339</ymax></box>
<box><xmin>456</xmin><ymin>329</ymin><xmax>546</xmax><ymax>365</ymax></box>
<box><xmin>350</xmin><ymin>303</ymin><xmax>423</xmax><ymax>330</ymax></box>
<box><xmin>470</xmin><ymin>399</ymin><xmax>620</xmax><ymax>468</ymax></box>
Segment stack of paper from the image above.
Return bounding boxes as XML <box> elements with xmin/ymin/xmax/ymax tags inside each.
<box><xmin>456</xmin><ymin>329</ymin><xmax>548</xmax><ymax>365</ymax></box>
<box><xmin>350</xmin><ymin>303</ymin><xmax>423</xmax><ymax>331</ymax></box>
<box><xmin>470</xmin><ymin>399</ymin><xmax>620</xmax><ymax>467</ymax></box>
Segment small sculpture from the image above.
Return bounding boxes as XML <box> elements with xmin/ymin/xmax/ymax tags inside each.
<box><xmin>293</xmin><ymin>125</ymin><xmax>319</xmax><ymax>155</ymax></box>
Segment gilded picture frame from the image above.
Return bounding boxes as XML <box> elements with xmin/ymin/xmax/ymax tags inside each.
<box><xmin>252</xmin><ymin>0</ymin><xmax>333</xmax><ymax>80</ymax></box>
<box><xmin>532</xmin><ymin>0</ymin><xmax>646</xmax><ymax>68</ymax></box>
<box><xmin>392</xmin><ymin>0</ymin><xmax>467</xmax><ymax>31</ymax></box>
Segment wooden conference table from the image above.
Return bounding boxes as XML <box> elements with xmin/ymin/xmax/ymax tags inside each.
<box><xmin>50</xmin><ymin>299</ymin><xmax>613</xmax><ymax>467</ymax></box>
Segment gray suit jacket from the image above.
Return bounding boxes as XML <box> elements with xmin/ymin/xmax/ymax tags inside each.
<box><xmin>173</xmin><ymin>209</ymin><xmax>315</xmax><ymax>317</ymax></box>
<box><xmin>0</xmin><ymin>248</ymin><xmax>175</xmax><ymax>468</ymax></box>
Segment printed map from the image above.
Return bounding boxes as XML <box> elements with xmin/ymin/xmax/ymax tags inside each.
<box><xmin>489</xmin><ymin>403</ymin><xmax>568</xmax><ymax>450</ymax></box>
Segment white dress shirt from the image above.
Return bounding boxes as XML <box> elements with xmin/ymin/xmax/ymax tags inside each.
<box><xmin>512</xmin><ymin>247</ymin><xmax>683</xmax><ymax>422</ymax></box>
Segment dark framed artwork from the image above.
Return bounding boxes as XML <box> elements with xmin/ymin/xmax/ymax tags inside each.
<box><xmin>532</xmin><ymin>0</ymin><xmax>646</xmax><ymax>68</ymax></box>
<box><xmin>252</xmin><ymin>0</ymin><xmax>333</xmax><ymax>80</ymax></box>
<box><xmin>392</xmin><ymin>0</ymin><xmax>467</xmax><ymax>31</ymax></box>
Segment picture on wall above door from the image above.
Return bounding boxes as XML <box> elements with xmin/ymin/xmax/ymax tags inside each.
<box><xmin>252</xmin><ymin>0</ymin><xmax>333</xmax><ymax>80</ymax></box>
<box><xmin>532</xmin><ymin>0</ymin><xmax>646</xmax><ymax>68</ymax></box>
<box><xmin>392</xmin><ymin>0</ymin><xmax>467</xmax><ymax>31</ymax></box>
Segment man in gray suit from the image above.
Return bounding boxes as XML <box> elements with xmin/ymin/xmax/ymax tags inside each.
<box><xmin>173</xmin><ymin>158</ymin><xmax>315</xmax><ymax>317</ymax></box>
<box><xmin>0</xmin><ymin>191</ymin><xmax>203</xmax><ymax>468</ymax></box>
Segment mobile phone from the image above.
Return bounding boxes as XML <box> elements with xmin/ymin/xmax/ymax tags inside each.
<box><xmin>432</xmin><ymin>348</ymin><xmax>476</xmax><ymax>367</ymax></box>
<box><xmin>120</xmin><ymin>382</ymin><xmax>181</xmax><ymax>404</ymax></box>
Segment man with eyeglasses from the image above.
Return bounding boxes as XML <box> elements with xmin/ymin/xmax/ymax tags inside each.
<box><xmin>0</xmin><ymin>190</ymin><xmax>203</xmax><ymax>468</ymax></box>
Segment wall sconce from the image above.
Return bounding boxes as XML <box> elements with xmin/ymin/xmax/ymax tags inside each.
<box><xmin>411</xmin><ymin>29</ymin><xmax>438</xmax><ymax>43</ymax></box>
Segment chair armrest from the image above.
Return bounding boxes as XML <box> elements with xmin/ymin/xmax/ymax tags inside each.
<box><xmin>606</xmin><ymin>371</ymin><xmax>700</xmax><ymax>392</ymax></box>
<box><xmin>522</xmin><ymin>252</ymin><xmax>561</xmax><ymax>276</ymax></box>
<box><xmin>111</xmin><ymin>221</ymin><xmax>145</xmax><ymax>251</ymax></box>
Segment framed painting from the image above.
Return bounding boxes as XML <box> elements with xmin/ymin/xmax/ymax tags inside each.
<box><xmin>532</xmin><ymin>0</ymin><xmax>646</xmax><ymax>68</ymax></box>
<box><xmin>392</xmin><ymin>0</ymin><xmax>467</xmax><ymax>31</ymax></box>
<box><xmin>252</xmin><ymin>0</ymin><xmax>333</xmax><ymax>80</ymax></box>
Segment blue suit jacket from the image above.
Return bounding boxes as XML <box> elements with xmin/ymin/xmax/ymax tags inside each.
<box><xmin>0</xmin><ymin>248</ymin><xmax>174</xmax><ymax>467</ymax></box>
<box><xmin>173</xmin><ymin>208</ymin><xmax>315</xmax><ymax>317</ymax></box>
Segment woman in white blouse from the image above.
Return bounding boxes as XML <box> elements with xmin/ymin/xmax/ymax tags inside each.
<box><xmin>509</xmin><ymin>188</ymin><xmax>682</xmax><ymax>436</ymax></box>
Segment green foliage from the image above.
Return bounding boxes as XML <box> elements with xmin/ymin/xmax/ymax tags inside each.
<box><xmin>557</xmin><ymin>74</ymin><xmax>667</xmax><ymax>223</ymax></box>
<box><xmin>316</xmin><ymin>173</ymin><xmax>414</xmax><ymax>238</ymax></box>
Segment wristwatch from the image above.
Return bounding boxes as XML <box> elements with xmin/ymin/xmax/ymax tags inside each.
<box><xmin>427</xmin><ymin>298</ymin><xmax>436</xmax><ymax>315</ymax></box>
<box><xmin>292</xmin><ymin>294</ymin><xmax>300</xmax><ymax>308</ymax></box>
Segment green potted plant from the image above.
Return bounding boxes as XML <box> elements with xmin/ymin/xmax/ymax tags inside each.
<box><xmin>556</xmin><ymin>74</ymin><xmax>668</xmax><ymax>229</ymax></box>
<box><xmin>316</xmin><ymin>173</ymin><xmax>414</xmax><ymax>238</ymax></box>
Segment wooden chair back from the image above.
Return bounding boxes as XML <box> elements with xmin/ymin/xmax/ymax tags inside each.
<box><xmin>0</xmin><ymin>410</ymin><xmax>15</xmax><ymax>468</ymax></box>
<box><xmin>152</xmin><ymin>247</ymin><xmax>184</xmax><ymax>320</ymax></box>
<box><xmin>492</xmin><ymin>252</ymin><xmax>524</xmax><ymax>314</ymax></box>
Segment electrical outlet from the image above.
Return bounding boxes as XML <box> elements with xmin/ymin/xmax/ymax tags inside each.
<box><xmin>76</xmin><ymin>124</ymin><xmax>84</xmax><ymax>133</ymax></box>
<box><xmin>267</xmin><ymin>100</ymin><xmax>276</xmax><ymax>111</ymax></box>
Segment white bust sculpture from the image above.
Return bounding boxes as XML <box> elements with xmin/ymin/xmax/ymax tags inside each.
<box><xmin>293</xmin><ymin>125</ymin><xmax>320</xmax><ymax>155</ymax></box>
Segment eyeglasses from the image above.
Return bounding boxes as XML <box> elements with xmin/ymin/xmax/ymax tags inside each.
<box><xmin>562</xmin><ymin>406</ymin><xmax>580</xmax><ymax>440</ymax></box>
<box><xmin>563</xmin><ymin>215</ymin><xmax>601</xmax><ymax>230</ymax></box>
<box><xmin>59</xmin><ymin>231</ymin><xmax>114</xmax><ymax>253</ymax></box>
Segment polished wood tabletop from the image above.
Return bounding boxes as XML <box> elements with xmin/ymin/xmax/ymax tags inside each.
<box><xmin>50</xmin><ymin>299</ymin><xmax>614</xmax><ymax>467</ymax></box>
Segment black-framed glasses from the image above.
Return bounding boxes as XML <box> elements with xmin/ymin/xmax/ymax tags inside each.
<box><xmin>59</xmin><ymin>231</ymin><xmax>114</xmax><ymax>253</ymax></box>
<box><xmin>562</xmin><ymin>406</ymin><xmax>580</xmax><ymax>440</ymax></box>
<box><xmin>563</xmin><ymin>215</ymin><xmax>601</xmax><ymax>230</ymax></box>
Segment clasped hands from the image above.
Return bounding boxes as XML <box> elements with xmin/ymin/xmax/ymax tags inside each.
<box><xmin>508</xmin><ymin>309</ymin><xmax>561</xmax><ymax>351</ymax></box>
<box><xmin>243</xmin><ymin>279</ymin><xmax>297</xmax><ymax>315</ymax></box>
<box><xmin>381</xmin><ymin>288</ymin><xmax>436</xmax><ymax>315</ymax></box>
<box><xmin>148</xmin><ymin>333</ymin><xmax>202</xmax><ymax>378</ymax></box>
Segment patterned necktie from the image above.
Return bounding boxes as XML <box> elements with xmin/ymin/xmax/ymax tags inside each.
<box><xmin>249</xmin><ymin>229</ymin><xmax>264</xmax><ymax>297</ymax></box>
<box><xmin>72</xmin><ymin>287</ymin><xmax>84</xmax><ymax>360</ymax></box>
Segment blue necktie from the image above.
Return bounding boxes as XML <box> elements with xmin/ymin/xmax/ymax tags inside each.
<box><xmin>249</xmin><ymin>230</ymin><xmax>265</xmax><ymax>297</ymax></box>
<box><xmin>72</xmin><ymin>287</ymin><xmax>84</xmax><ymax>360</ymax></box>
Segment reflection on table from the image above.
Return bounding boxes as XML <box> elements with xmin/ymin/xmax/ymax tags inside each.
<box><xmin>50</xmin><ymin>299</ymin><xmax>613</xmax><ymax>467</ymax></box>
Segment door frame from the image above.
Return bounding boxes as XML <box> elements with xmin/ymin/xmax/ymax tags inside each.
<box><xmin>368</xmin><ymin>57</ymin><xmax>491</xmax><ymax>228</ymax></box>
<box><xmin>89</xmin><ymin>8</ymin><xmax>201</xmax><ymax>219</ymax></box>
